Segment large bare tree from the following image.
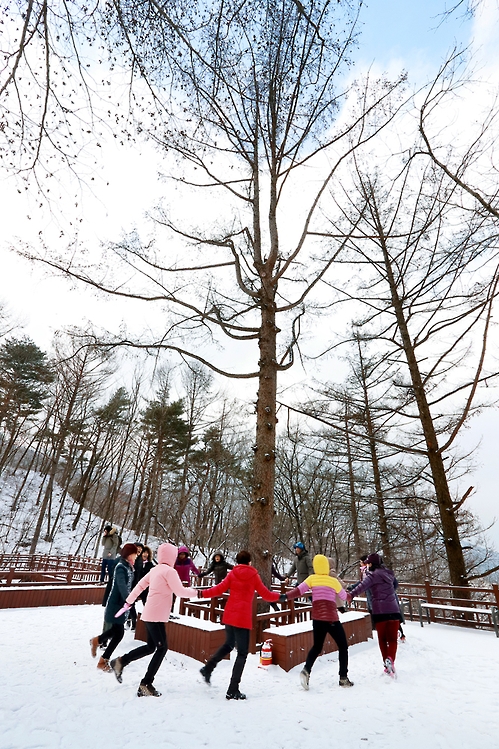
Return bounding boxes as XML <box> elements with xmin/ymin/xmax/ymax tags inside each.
<box><xmin>15</xmin><ymin>0</ymin><xmax>407</xmax><ymax>581</ymax></box>
<box><xmin>318</xmin><ymin>153</ymin><xmax>499</xmax><ymax>587</ymax></box>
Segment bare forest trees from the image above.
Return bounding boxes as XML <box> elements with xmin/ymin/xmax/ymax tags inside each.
<box><xmin>27</xmin><ymin>331</ymin><xmax>115</xmax><ymax>552</ymax></box>
<box><xmin>3</xmin><ymin>3</ymin><xmax>499</xmax><ymax>581</ymax></box>
<box><xmin>0</xmin><ymin>324</ymin><xmax>253</xmax><ymax>557</ymax></box>
<box><xmin>9</xmin><ymin>0</ymin><xmax>408</xmax><ymax>580</ymax></box>
<box><xmin>319</xmin><ymin>152</ymin><xmax>499</xmax><ymax>587</ymax></box>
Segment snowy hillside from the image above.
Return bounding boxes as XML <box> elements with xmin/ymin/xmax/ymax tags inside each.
<box><xmin>0</xmin><ymin>468</ymin><xmax>102</xmax><ymax>556</ymax></box>
<box><xmin>1</xmin><ymin>609</ymin><xmax>498</xmax><ymax>749</ymax></box>
<box><xmin>0</xmin><ymin>468</ymin><xmax>158</xmax><ymax>557</ymax></box>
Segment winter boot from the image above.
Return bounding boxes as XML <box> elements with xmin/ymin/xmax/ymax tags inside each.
<box><xmin>89</xmin><ymin>636</ymin><xmax>99</xmax><ymax>658</ymax></box>
<box><xmin>300</xmin><ymin>668</ymin><xmax>310</xmax><ymax>691</ymax></box>
<box><xmin>384</xmin><ymin>657</ymin><xmax>396</xmax><ymax>678</ymax></box>
<box><xmin>110</xmin><ymin>657</ymin><xmax>124</xmax><ymax>683</ymax></box>
<box><xmin>96</xmin><ymin>657</ymin><xmax>112</xmax><ymax>673</ymax></box>
<box><xmin>226</xmin><ymin>689</ymin><xmax>247</xmax><ymax>700</ymax></box>
<box><xmin>339</xmin><ymin>676</ymin><xmax>354</xmax><ymax>687</ymax></box>
<box><xmin>137</xmin><ymin>683</ymin><xmax>162</xmax><ymax>697</ymax></box>
<box><xmin>200</xmin><ymin>666</ymin><xmax>212</xmax><ymax>684</ymax></box>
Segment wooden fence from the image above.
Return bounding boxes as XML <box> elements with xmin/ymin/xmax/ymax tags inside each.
<box><xmin>0</xmin><ymin>553</ymin><xmax>100</xmax><ymax>572</ymax></box>
<box><xmin>1</xmin><ymin>553</ymin><xmax>498</xmax><ymax>637</ymax></box>
<box><xmin>344</xmin><ymin>578</ymin><xmax>499</xmax><ymax>634</ymax></box>
<box><xmin>0</xmin><ymin>553</ymin><xmax>103</xmax><ymax>608</ymax></box>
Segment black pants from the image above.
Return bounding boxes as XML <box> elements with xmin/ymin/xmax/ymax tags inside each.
<box><xmin>204</xmin><ymin>625</ymin><xmax>250</xmax><ymax>693</ymax></box>
<box><xmin>305</xmin><ymin>620</ymin><xmax>349</xmax><ymax>678</ymax></box>
<box><xmin>99</xmin><ymin>622</ymin><xmax>125</xmax><ymax>661</ymax></box>
<box><xmin>120</xmin><ymin>621</ymin><xmax>168</xmax><ymax>686</ymax></box>
<box><xmin>129</xmin><ymin>604</ymin><xmax>137</xmax><ymax>629</ymax></box>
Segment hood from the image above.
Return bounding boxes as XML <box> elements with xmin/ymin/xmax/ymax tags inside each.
<box><xmin>178</xmin><ymin>545</ymin><xmax>190</xmax><ymax>555</ymax></box>
<box><xmin>313</xmin><ymin>554</ymin><xmax>330</xmax><ymax>575</ymax></box>
<box><xmin>212</xmin><ymin>552</ymin><xmax>225</xmax><ymax>562</ymax></box>
<box><xmin>231</xmin><ymin>564</ymin><xmax>258</xmax><ymax>583</ymax></box>
<box><xmin>372</xmin><ymin>566</ymin><xmax>394</xmax><ymax>584</ymax></box>
<box><xmin>157</xmin><ymin>543</ymin><xmax>178</xmax><ymax>566</ymax></box>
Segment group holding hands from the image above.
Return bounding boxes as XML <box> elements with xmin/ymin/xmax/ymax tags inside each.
<box><xmin>90</xmin><ymin>541</ymin><xmax>402</xmax><ymax>698</ymax></box>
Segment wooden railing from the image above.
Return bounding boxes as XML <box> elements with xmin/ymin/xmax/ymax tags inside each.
<box><xmin>0</xmin><ymin>553</ymin><xmax>100</xmax><ymax>572</ymax></box>
<box><xmin>179</xmin><ymin>582</ymin><xmax>317</xmax><ymax>652</ymax></box>
<box><xmin>344</xmin><ymin>578</ymin><xmax>499</xmax><ymax>633</ymax></box>
<box><xmin>1</xmin><ymin>554</ymin><xmax>498</xmax><ymax>635</ymax></box>
<box><xmin>0</xmin><ymin>553</ymin><xmax>101</xmax><ymax>587</ymax></box>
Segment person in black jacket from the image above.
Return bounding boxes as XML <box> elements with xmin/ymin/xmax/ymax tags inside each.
<box><xmin>89</xmin><ymin>543</ymin><xmax>138</xmax><ymax>672</ymax></box>
<box><xmin>199</xmin><ymin>552</ymin><xmax>234</xmax><ymax>585</ymax></box>
<box><xmin>130</xmin><ymin>545</ymin><xmax>153</xmax><ymax>630</ymax></box>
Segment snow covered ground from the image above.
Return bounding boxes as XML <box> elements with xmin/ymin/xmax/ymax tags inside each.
<box><xmin>1</xmin><ymin>608</ymin><xmax>498</xmax><ymax>749</ymax></box>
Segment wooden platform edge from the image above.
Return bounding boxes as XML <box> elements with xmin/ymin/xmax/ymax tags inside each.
<box><xmin>0</xmin><ymin>585</ymin><xmax>104</xmax><ymax>608</ymax></box>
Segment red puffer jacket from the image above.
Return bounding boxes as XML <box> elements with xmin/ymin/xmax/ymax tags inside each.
<box><xmin>201</xmin><ymin>564</ymin><xmax>279</xmax><ymax>629</ymax></box>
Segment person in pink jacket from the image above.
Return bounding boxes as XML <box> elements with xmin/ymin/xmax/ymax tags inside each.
<box><xmin>110</xmin><ymin>542</ymin><xmax>198</xmax><ymax>697</ymax></box>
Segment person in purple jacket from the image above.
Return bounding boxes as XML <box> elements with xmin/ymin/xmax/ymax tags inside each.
<box><xmin>174</xmin><ymin>545</ymin><xmax>201</xmax><ymax>584</ymax></box>
<box><xmin>347</xmin><ymin>553</ymin><xmax>401</xmax><ymax>677</ymax></box>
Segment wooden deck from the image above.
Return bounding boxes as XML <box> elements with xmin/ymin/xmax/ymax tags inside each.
<box><xmin>135</xmin><ymin>614</ymin><xmax>229</xmax><ymax>663</ymax></box>
<box><xmin>134</xmin><ymin>611</ymin><xmax>372</xmax><ymax>670</ymax></box>
<box><xmin>263</xmin><ymin>611</ymin><xmax>372</xmax><ymax>671</ymax></box>
<box><xmin>0</xmin><ymin>584</ymin><xmax>104</xmax><ymax>609</ymax></box>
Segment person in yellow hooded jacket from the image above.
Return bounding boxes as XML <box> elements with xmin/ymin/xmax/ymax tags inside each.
<box><xmin>281</xmin><ymin>554</ymin><xmax>353</xmax><ymax>690</ymax></box>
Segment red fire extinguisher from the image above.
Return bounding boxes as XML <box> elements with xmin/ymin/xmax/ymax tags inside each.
<box><xmin>259</xmin><ymin>639</ymin><xmax>273</xmax><ymax>668</ymax></box>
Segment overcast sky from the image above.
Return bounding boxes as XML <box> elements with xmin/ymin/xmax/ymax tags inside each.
<box><xmin>1</xmin><ymin>0</ymin><xmax>498</xmax><ymax>549</ymax></box>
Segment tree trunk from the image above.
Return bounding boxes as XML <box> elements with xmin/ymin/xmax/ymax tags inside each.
<box><xmin>344</xmin><ymin>405</ymin><xmax>362</xmax><ymax>561</ymax></box>
<box><xmin>249</xmin><ymin>292</ymin><xmax>277</xmax><ymax>588</ymax></box>
<box><xmin>380</xmin><ymin>239</ymin><xmax>469</xmax><ymax>590</ymax></box>
<box><xmin>356</xmin><ymin>342</ymin><xmax>393</xmax><ymax>567</ymax></box>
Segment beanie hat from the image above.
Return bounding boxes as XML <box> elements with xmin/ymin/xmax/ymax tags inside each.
<box><xmin>294</xmin><ymin>542</ymin><xmax>305</xmax><ymax>551</ymax></box>
<box><xmin>121</xmin><ymin>543</ymin><xmax>138</xmax><ymax>560</ymax></box>
<box><xmin>366</xmin><ymin>553</ymin><xmax>382</xmax><ymax>568</ymax></box>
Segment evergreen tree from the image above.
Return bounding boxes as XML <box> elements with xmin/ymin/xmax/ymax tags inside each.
<box><xmin>0</xmin><ymin>337</ymin><xmax>54</xmax><ymax>473</ymax></box>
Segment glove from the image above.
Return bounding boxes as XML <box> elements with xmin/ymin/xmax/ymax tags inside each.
<box><xmin>115</xmin><ymin>602</ymin><xmax>131</xmax><ymax>618</ymax></box>
<box><xmin>338</xmin><ymin>606</ymin><xmax>346</xmax><ymax>614</ymax></box>
<box><xmin>279</xmin><ymin>593</ymin><xmax>287</xmax><ymax>603</ymax></box>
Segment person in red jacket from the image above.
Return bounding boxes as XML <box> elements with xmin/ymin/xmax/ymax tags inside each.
<box><xmin>199</xmin><ymin>549</ymin><xmax>279</xmax><ymax>700</ymax></box>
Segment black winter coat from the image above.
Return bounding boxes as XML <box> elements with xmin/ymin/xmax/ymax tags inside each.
<box><xmin>104</xmin><ymin>558</ymin><xmax>134</xmax><ymax>624</ymax></box>
<box><xmin>200</xmin><ymin>554</ymin><xmax>234</xmax><ymax>584</ymax></box>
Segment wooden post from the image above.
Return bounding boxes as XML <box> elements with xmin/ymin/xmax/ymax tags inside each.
<box><xmin>250</xmin><ymin>594</ymin><xmax>258</xmax><ymax>654</ymax></box>
<box><xmin>492</xmin><ymin>584</ymin><xmax>499</xmax><ymax>608</ymax></box>
<box><xmin>424</xmin><ymin>580</ymin><xmax>435</xmax><ymax>622</ymax></box>
<box><xmin>209</xmin><ymin>597</ymin><xmax>217</xmax><ymax>623</ymax></box>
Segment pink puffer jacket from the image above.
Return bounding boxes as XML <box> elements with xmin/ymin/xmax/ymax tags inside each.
<box><xmin>126</xmin><ymin>543</ymin><xmax>198</xmax><ymax>622</ymax></box>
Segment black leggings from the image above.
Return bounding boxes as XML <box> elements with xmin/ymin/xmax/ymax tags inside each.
<box><xmin>120</xmin><ymin>621</ymin><xmax>168</xmax><ymax>686</ymax></box>
<box><xmin>204</xmin><ymin>625</ymin><xmax>250</xmax><ymax>693</ymax></box>
<box><xmin>305</xmin><ymin>620</ymin><xmax>349</xmax><ymax>678</ymax></box>
<box><xmin>99</xmin><ymin>622</ymin><xmax>125</xmax><ymax>661</ymax></box>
